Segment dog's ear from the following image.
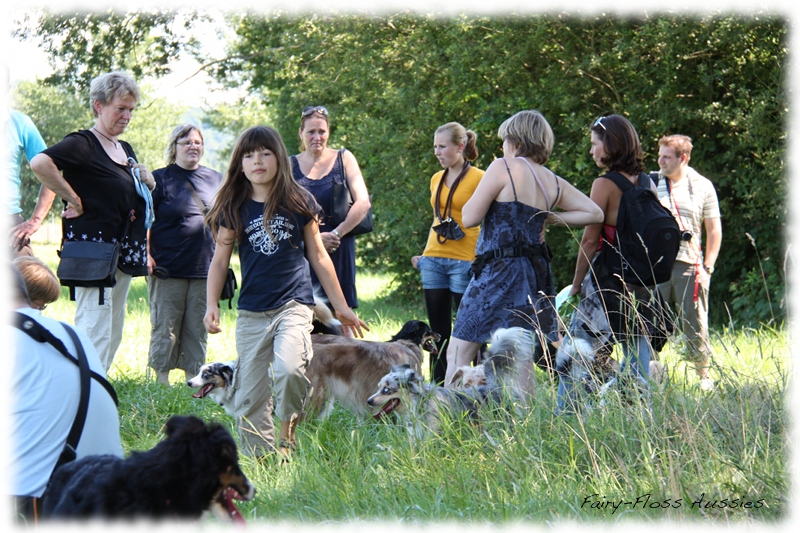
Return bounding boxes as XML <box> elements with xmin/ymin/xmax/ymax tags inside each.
<box><xmin>221</xmin><ymin>364</ymin><xmax>234</xmax><ymax>386</ymax></box>
<box><xmin>449</xmin><ymin>368</ymin><xmax>465</xmax><ymax>387</ymax></box>
<box><xmin>393</xmin><ymin>364</ymin><xmax>412</xmax><ymax>373</ymax></box>
<box><xmin>405</xmin><ymin>369</ymin><xmax>423</xmax><ymax>393</ymax></box>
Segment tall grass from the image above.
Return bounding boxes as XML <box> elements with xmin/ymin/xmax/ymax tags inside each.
<box><xmin>26</xmin><ymin>226</ymin><xmax>789</xmax><ymax>524</ymax></box>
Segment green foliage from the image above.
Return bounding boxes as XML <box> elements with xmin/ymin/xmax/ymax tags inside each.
<box><xmin>10</xmin><ymin>81</ymin><xmax>188</xmax><ymax>220</ymax></box>
<box><xmin>14</xmin><ymin>9</ymin><xmax>201</xmax><ymax>93</ymax></box>
<box><xmin>28</xmin><ymin>236</ymin><xmax>790</xmax><ymax>523</ymax></box>
<box><xmin>222</xmin><ymin>12</ymin><xmax>787</xmax><ymax>326</ymax></box>
<box><xmin>18</xmin><ymin>9</ymin><xmax>788</xmax><ymax>326</ymax></box>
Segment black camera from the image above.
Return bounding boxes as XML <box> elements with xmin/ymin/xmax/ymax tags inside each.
<box><xmin>681</xmin><ymin>231</ymin><xmax>693</xmax><ymax>242</ymax></box>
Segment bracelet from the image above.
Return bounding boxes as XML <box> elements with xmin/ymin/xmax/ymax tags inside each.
<box><xmin>331</xmin><ymin>228</ymin><xmax>341</xmax><ymax>238</ymax></box>
<box><xmin>703</xmin><ymin>264</ymin><xmax>715</xmax><ymax>275</ymax></box>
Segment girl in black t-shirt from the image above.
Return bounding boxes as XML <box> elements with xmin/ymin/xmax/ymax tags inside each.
<box><xmin>203</xmin><ymin>126</ymin><xmax>367</xmax><ymax>459</ymax></box>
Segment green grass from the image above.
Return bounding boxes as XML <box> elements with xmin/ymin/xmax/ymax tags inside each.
<box><xmin>28</xmin><ymin>226</ymin><xmax>789</xmax><ymax>524</ymax></box>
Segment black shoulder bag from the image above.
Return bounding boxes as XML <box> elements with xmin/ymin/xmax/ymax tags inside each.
<box><xmin>329</xmin><ymin>149</ymin><xmax>374</xmax><ymax>237</ymax></box>
<box><xmin>56</xmin><ymin>145</ymin><xmax>140</xmax><ymax>305</ymax></box>
<box><xmin>179</xmin><ymin>174</ymin><xmax>238</xmax><ymax>309</ymax></box>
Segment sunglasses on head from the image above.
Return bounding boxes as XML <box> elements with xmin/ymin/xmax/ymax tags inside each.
<box><xmin>593</xmin><ymin>116</ymin><xmax>607</xmax><ymax>130</ymax></box>
<box><xmin>302</xmin><ymin>106</ymin><xmax>329</xmax><ymax>117</ymax></box>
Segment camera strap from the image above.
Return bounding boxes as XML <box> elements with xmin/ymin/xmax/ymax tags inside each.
<box><xmin>434</xmin><ymin>161</ymin><xmax>471</xmax><ymax>225</ymax></box>
<box><xmin>667</xmin><ymin>179</ymin><xmax>701</xmax><ymax>302</ymax></box>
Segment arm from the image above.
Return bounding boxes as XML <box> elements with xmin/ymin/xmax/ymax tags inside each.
<box><xmin>8</xmin><ymin>185</ymin><xmax>57</xmax><ymax>249</ymax></box>
<box><xmin>546</xmin><ymin>177</ymin><xmax>604</xmax><ymax>228</ymax></box>
<box><xmin>703</xmin><ymin>216</ymin><xmax>722</xmax><ymax>269</ymax></box>
<box><xmin>461</xmin><ymin>159</ymin><xmax>507</xmax><ymax>228</ymax></box>
<box><xmin>304</xmin><ymin>220</ymin><xmax>368</xmax><ymax>338</ymax></box>
<box><xmin>30</xmin><ymin>153</ymin><xmax>83</xmax><ymax>218</ymax></box>
<box><xmin>203</xmin><ymin>227</ymin><xmax>235</xmax><ymax>334</ymax></box>
<box><xmin>146</xmin><ymin>229</ymin><xmax>156</xmax><ymax>275</ymax></box>
<box><xmin>569</xmin><ymin>179</ymin><xmax>610</xmax><ymax>295</ymax></box>
<box><xmin>334</xmin><ymin>150</ymin><xmax>371</xmax><ymax>236</ymax></box>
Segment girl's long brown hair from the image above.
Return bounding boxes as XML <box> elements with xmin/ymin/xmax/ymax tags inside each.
<box><xmin>205</xmin><ymin>126</ymin><xmax>318</xmax><ymax>244</ymax></box>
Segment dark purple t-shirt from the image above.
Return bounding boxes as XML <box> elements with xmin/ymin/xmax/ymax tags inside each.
<box><xmin>236</xmin><ymin>199</ymin><xmax>316</xmax><ymax>312</ymax></box>
<box><xmin>149</xmin><ymin>164</ymin><xmax>222</xmax><ymax>278</ymax></box>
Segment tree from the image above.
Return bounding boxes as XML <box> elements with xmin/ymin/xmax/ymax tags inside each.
<box><xmin>223</xmin><ymin>11</ymin><xmax>787</xmax><ymax>326</ymax></box>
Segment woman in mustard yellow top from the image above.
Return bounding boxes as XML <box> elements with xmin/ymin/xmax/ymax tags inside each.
<box><xmin>411</xmin><ymin>122</ymin><xmax>484</xmax><ymax>384</ymax></box>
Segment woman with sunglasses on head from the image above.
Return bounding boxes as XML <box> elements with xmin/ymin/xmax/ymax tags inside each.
<box><xmin>30</xmin><ymin>71</ymin><xmax>155</xmax><ymax>372</ymax></box>
<box><xmin>291</xmin><ymin>106</ymin><xmax>371</xmax><ymax>310</ymax></box>
<box><xmin>146</xmin><ymin>124</ymin><xmax>223</xmax><ymax>385</ymax></box>
<box><xmin>411</xmin><ymin>122</ymin><xmax>484</xmax><ymax>384</ymax></box>
<box><xmin>557</xmin><ymin>114</ymin><xmax>663</xmax><ymax>414</ymax></box>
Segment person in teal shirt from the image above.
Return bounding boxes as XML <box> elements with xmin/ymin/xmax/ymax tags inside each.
<box><xmin>3</xmin><ymin>63</ymin><xmax>54</xmax><ymax>257</ymax></box>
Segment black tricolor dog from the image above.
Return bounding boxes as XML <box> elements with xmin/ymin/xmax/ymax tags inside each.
<box><xmin>41</xmin><ymin>415</ymin><xmax>255</xmax><ymax>522</ymax></box>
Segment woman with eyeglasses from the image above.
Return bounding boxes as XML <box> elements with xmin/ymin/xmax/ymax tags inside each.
<box><xmin>30</xmin><ymin>71</ymin><xmax>155</xmax><ymax>372</ymax></box>
<box><xmin>557</xmin><ymin>114</ymin><xmax>663</xmax><ymax>414</ymax></box>
<box><xmin>291</xmin><ymin>106</ymin><xmax>371</xmax><ymax>310</ymax></box>
<box><xmin>411</xmin><ymin>122</ymin><xmax>484</xmax><ymax>384</ymax></box>
<box><xmin>145</xmin><ymin>124</ymin><xmax>223</xmax><ymax>385</ymax></box>
<box><xmin>443</xmin><ymin>110</ymin><xmax>603</xmax><ymax>392</ymax></box>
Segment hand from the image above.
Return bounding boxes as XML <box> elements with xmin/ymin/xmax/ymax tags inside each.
<box><xmin>8</xmin><ymin>219</ymin><xmax>40</xmax><ymax>251</ymax></box>
<box><xmin>204</xmin><ymin>307</ymin><xmax>221</xmax><ymax>334</ymax></box>
<box><xmin>696</xmin><ymin>266</ymin><xmax>711</xmax><ymax>286</ymax></box>
<box><xmin>147</xmin><ymin>254</ymin><xmax>156</xmax><ymax>276</ymax></box>
<box><xmin>132</xmin><ymin>163</ymin><xmax>156</xmax><ymax>190</ymax></box>
<box><xmin>62</xmin><ymin>198</ymin><xmax>84</xmax><ymax>219</ymax></box>
<box><xmin>321</xmin><ymin>231</ymin><xmax>341</xmax><ymax>253</ymax></box>
<box><xmin>569</xmin><ymin>283</ymin><xmax>582</xmax><ymax>297</ymax></box>
<box><xmin>335</xmin><ymin>308</ymin><xmax>369</xmax><ymax>338</ymax></box>
<box><xmin>411</xmin><ymin>255</ymin><xmax>421</xmax><ymax>269</ymax></box>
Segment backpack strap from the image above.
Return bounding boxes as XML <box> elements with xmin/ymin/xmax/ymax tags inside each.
<box><xmin>601</xmin><ymin>171</ymin><xmax>636</xmax><ymax>192</ymax></box>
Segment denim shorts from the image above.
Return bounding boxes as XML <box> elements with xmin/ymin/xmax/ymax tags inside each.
<box><xmin>418</xmin><ymin>256</ymin><xmax>472</xmax><ymax>293</ymax></box>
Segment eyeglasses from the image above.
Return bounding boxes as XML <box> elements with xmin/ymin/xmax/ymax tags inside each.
<box><xmin>177</xmin><ymin>141</ymin><xmax>204</xmax><ymax>147</ymax></box>
<box><xmin>302</xmin><ymin>106</ymin><xmax>329</xmax><ymax>117</ymax></box>
<box><xmin>593</xmin><ymin>117</ymin><xmax>607</xmax><ymax>130</ymax></box>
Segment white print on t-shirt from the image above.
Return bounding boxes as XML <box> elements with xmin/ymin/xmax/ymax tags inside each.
<box><xmin>245</xmin><ymin>213</ymin><xmax>296</xmax><ymax>256</ymax></box>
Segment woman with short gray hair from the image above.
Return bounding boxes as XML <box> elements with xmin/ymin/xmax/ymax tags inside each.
<box><xmin>31</xmin><ymin>70</ymin><xmax>155</xmax><ymax>372</ymax></box>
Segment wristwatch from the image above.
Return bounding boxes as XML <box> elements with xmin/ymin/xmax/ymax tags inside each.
<box><xmin>703</xmin><ymin>264</ymin><xmax>715</xmax><ymax>275</ymax></box>
<box><xmin>331</xmin><ymin>228</ymin><xmax>341</xmax><ymax>238</ymax></box>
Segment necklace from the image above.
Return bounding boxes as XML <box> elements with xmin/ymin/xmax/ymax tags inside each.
<box><xmin>92</xmin><ymin>127</ymin><xmax>120</xmax><ymax>149</ymax></box>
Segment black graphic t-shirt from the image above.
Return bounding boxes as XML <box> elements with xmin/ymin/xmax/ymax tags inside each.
<box><xmin>236</xmin><ymin>199</ymin><xmax>315</xmax><ymax>312</ymax></box>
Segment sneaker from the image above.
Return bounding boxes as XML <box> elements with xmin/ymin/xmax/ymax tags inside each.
<box><xmin>699</xmin><ymin>378</ymin><xmax>714</xmax><ymax>391</ymax></box>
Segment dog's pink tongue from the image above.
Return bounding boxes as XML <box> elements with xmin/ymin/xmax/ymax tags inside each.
<box><xmin>192</xmin><ymin>383</ymin><xmax>215</xmax><ymax>399</ymax></box>
<box><xmin>224</xmin><ymin>488</ymin><xmax>246</xmax><ymax>525</ymax></box>
<box><xmin>373</xmin><ymin>398</ymin><xmax>400</xmax><ymax>420</ymax></box>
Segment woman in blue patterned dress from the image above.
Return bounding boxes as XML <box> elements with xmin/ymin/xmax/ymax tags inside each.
<box><xmin>444</xmin><ymin>110</ymin><xmax>603</xmax><ymax>393</ymax></box>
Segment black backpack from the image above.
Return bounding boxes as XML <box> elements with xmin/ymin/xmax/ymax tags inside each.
<box><xmin>602</xmin><ymin>172</ymin><xmax>680</xmax><ymax>287</ymax></box>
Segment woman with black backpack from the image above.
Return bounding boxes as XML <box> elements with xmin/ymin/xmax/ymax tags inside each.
<box><xmin>557</xmin><ymin>114</ymin><xmax>672</xmax><ymax>414</ymax></box>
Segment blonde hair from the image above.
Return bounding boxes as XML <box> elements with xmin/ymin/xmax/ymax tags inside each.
<box><xmin>658</xmin><ymin>134</ymin><xmax>693</xmax><ymax>160</ymax></box>
<box><xmin>12</xmin><ymin>256</ymin><xmax>61</xmax><ymax>305</ymax></box>
<box><xmin>497</xmin><ymin>110</ymin><xmax>554</xmax><ymax>164</ymax></box>
<box><xmin>435</xmin><ymin>122</ymin><xmax>479</xmax><ymax>161</ymax></box>
<box><xmin>164</xmin><ymin>123</ymin><xmax>204</xmax><ymax>165</ymax></box>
